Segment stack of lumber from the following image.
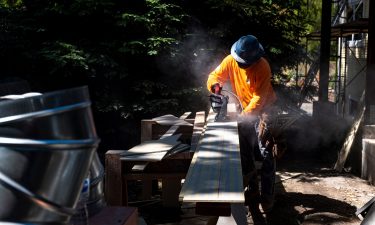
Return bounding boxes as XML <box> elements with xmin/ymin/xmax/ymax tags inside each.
<box><xmin>104</xmin><ymin>111</ymin><xmax>205</xmax><ymax>207</ymax></box>
<box><xmin>120</xmin><ymin>134</ymin><xmax>186</xmax><ymax>161</ymax></box>
<box><xmin>120</xmin><ymin>114</ymin><xmax>192</xmax><ymax>161</ymax></box>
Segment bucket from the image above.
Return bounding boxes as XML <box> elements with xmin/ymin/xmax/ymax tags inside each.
<box><xmin>0</xmin><ymin>86</ymin><xmax>100</xmax><ymax>224</ymax></box>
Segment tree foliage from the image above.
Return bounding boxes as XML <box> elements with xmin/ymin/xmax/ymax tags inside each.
<box><xmin>179</xmin><ymin>0</ymin><xmax>318</xmax><ymax>77</ymax></box>
<box><xmin>0</xmin><ymin>0</ymin><xmax>318</xmax><ymax>150</ymax></box>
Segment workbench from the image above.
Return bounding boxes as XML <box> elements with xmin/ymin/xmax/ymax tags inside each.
<box><xmin>105</xmin><ymin>112</ymin><xmax>205</xmax><ymax>207</ymax></box>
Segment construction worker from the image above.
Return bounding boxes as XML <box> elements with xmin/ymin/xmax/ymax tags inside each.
<box><xmin>207</xmin><ymin>34</ymin><xmax>278</xmax><ymax>215</ymax></box>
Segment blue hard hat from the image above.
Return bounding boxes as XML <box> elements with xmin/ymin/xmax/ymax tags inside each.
<box><xmin>231</xmin><ymin>35</ymin><xmax>265</xmax><ymax>66</ymax></box>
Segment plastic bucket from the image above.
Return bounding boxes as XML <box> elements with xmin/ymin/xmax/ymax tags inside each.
<box><xmin>0</xmin><ymin>86</ymin><xmax>100</xmax><ymax>224</ymax></box>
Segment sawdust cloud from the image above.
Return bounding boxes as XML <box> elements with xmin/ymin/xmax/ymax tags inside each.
<box><xmin>156</xmin><ymin>27</ymin><xmax>227</xmax><ymax>89</ymax></box>
<box><xmin>283</xmin><ymin>107</ymin><xmax>350</xmax><ymax>164</ymax></box>
<box><xmin>157</xmin><ymin>28</ymin><xmax>350</xmax><ymax>162</ymax></box>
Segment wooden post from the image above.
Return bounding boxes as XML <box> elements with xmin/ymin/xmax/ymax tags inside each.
<box><xmin>180</xmin><ymin>104</ymin><xmax>244</xmax><ymax>205</ymax></box>
<box><xmin>319</xmin><ymin>0</ymin><xmax>331</xmax><ymax>102</ymax></box>
<box><xmin>162</xmin><ymin>178</ymin><xmax>181</xmax><ymax>207</ymax></box>
<box><xmin>365</xmin><ymin>0</ymin><xmax>375</xmax><ymax>124</ymax></box>
<box><xmin>195</xmin><ymin>202</ymin><xmax>231</xmax><ymax>216</ymax></box>
<box><xmin>105</xmin><ymin>151</ymin><xmax>124</xmax><ymax>206</ymax></box>
<box><xmin>140</xmin><ymin>179</ymin><xmax>153</xmax><ymax>200</ymax></box>
<box><xmin>141</xmin><ymin>120</ymin><xmax>154</xmax><ymax>142</ymax></box>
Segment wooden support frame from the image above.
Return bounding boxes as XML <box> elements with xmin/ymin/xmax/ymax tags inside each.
<box><xmin>105</xmin><ymin>111</ymin><xmax>206</xmax><ymax>207</ymax></box>
<box><xmin>105</xmin><ymin>150</ymin><xmax>126</xmax><ymax>206</ymax></box>
<box><xmin>189</xmin><ymin>111</ymin><xmax>206</xmax><ymax>153</ymax></box>
<box><xmin>195</xmin><ymin>202</ymin><xmax>231</xmax><ymax>216</ymax></box>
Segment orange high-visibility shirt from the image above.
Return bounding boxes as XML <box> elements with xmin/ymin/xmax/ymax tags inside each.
<box><xmin>207</xmin><ymin>55</ymin><xmax>276</xmax><ymax>115</ymax></box>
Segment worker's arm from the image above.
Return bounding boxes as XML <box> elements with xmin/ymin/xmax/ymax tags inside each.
<box><xmin>207</xmin><ymin>56</ymin><xmax>231</xmax><ymax>92</ymax></box>
<box><xmin>242</xmin><ymin>60</ymin><xmax>272</xmax><ymax>114</ymax></box>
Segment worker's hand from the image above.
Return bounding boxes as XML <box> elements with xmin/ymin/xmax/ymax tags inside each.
<box><xmin>209</xmin><ymin>93</ymin><xmax>223</xmax><ymax>113</ymax></box>
<box><xmin>210</xmin><ymin>83</ymin><xmax>222</xmax><ymax>95</ymax></box>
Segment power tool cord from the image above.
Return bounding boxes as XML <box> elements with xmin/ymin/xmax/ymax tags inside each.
<box><xmin>221</xmin><ymin>89</ymin><xmax>244</xmax><ymax>112</ymax></box>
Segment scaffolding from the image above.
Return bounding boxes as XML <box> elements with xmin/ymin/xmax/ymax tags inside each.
<box><xmin>300</xmin><ymin>0</ymin><xmax>369</xmax><ymax>118</ymax></box>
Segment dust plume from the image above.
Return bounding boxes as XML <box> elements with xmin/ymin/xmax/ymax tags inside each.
<box><xmin>156</xmin><ymin>27</ymin><xmax>227</xmax><ymax>88</ymax></box>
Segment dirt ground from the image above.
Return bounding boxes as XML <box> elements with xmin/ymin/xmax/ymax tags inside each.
<box><xmin>263</xmin><ymin>158</ymin><xmax>375</xmax><ymax>225</ymax></box>
<box><xmin>134</xmin><ymin>153</ymin><xmax>375</xmax><ymax>225</ymax></box>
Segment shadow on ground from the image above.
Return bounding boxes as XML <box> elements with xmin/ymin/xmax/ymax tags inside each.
<box><xmin>265</xmin><ymin>191</ymin><xmax>357</xmax><ymax>225</ymax></box>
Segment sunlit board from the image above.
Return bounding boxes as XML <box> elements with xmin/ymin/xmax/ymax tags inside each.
<box><xmin>180</xmin><ymin>103</ymin><xmax>244</xmax><ymax>203</ymax></box>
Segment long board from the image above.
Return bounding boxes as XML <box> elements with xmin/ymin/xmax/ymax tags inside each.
<box><xmin>120</xmin><ymin>134</ymin><xmax>181</xmax><ymax>161</ymax></box>
<box><xmin>180</xmin><ymin>104</ymin><xmax>244</xmax><ymax>203</ymax></box>
<box><xmin>334</xmin><ymin>91</ymin><xmax>365</xmax><ymax>172</ymax></box>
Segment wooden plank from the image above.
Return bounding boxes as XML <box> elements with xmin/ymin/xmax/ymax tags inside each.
<box><xmin>152</xmin><ymin>113</ymin><xmax>193</xmax><ymax>126</ymax></box>
<box><xmin>120</xmin><ymin>151</ymin><xmax>172</xmax><ymax>161</ymax></box>
<box><xmin>106</xmin><ymin>112</ymin><xmax>196</xmax><ymax>206</ymax></box>
<box><xmin>140</xmin><ymin>123</ymin><xmax>192</xmax><ymax>141</ymax></box>
<box><xmin>122</xmin><ymin>134</ymin><xmax>181</xmax><ymax>155</ymax></box>
<box><xmin>120</xmin><ymin>144</ymin><xmax>186</xmax><ymax>161</ymax></box>
<box><xmin>182</xmin><ymin>122</ymin><xmax>243</xmax><ymax>202</ymax></box>
<box><xmin>143</xmin><ymin>115</ymin><xmax>191</xmax><ymax>139</ymax></box>
<box><xmin>180</xmin><ymin>104</ymin><xmax>244</xmax><ymax>203</ymax></box>
<box><xmin>185</xmin><ymin>118</ymin><xmax>195</xmax><ymax>124</ymax></box>
<box><xmin>89</xmin><ymin>206</ymin><xmax>138</xmax><ymax>225</ymax></box>
<box><xmin>120</xmin><ymin>134</ymin><xmax>181</xmax><ymax>161</ymax></box>
<box><xmin>105</xmin><ymin>151</ymin><xmax>124</xmax><ymax>206</ymax></box>
<box><xmin>124</xmin><ymin>173</ymin><xmax>186</xmax><ymax>180</ymax></box>
<box><xmin>131</xmin><ymin>163</ymin><xmax>149</xmax><ymax>172</ymax></box>
<box><xmin>162</xmin><ymin>178</ymin><xmax>181</xmax><ymax>207</ymax></box>
<box><xmin>141</xmin><ymin>120</ymin><xmax>155</xmax><ymax>142</ymax></box>
<box><xmin>216</xmin><ymin>204</ymin><xmax>248</xmax><ymax>225</ymax></box>
<box><xmin>160</xmin><ymin>112</ymin><xmax>192</xmax><ymax>138</ymax></box>
<box><xmin>166</xmin><ymin>151</ymin><xmax>192</xmax><ymax>160</ymax></box>
<box><xmin>134</xmin><ymin>112</ymin><xmax>192</xmax><ymax>161</ymax></box>
<box><xmin>121</xmin><ymin>111</ymin><xmax>193</xmax><ymax>161</ymax></box>
<box><xmin>334</xmin><ymin>91</ymin><xmax>365</xmax><ymax>172</ymax></box>
<box><xmin>119</xmin><ymin>112</ymin><xmax>192</xmax><ymax>207</ymax></box>
<box><xmin>179</xmin><ymin>114</ymin><xmax>212</xmax><ymax>201</ymax></box>
<box><xmin>178</xmin><ymin>114</ymin><xmax>213</xmax><ymax>201</ymax></box>
<box><xmin>164</xmin><ymin>144</ymin><xmax>190</xmax><ymax>158</ymax></box>
<box><xmin>189</xmin><ymin>111</ymin><xmax>206</xmax><ymax>152</ymax></box>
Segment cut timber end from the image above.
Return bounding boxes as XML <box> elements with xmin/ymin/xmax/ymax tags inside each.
<box><xmin>195</xmin><ymin>202</ymin><xmax>231</xmax><ymax>216</ymax></box>
<box><xmin>189</xmin><ymin>111</ymin><xmax>206</xmax><ymax>153</ymax></box>
<box><xmin>105</xmin><ymin>151</ymin><xmax>124</xmax><ymax>206</ymax></box>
